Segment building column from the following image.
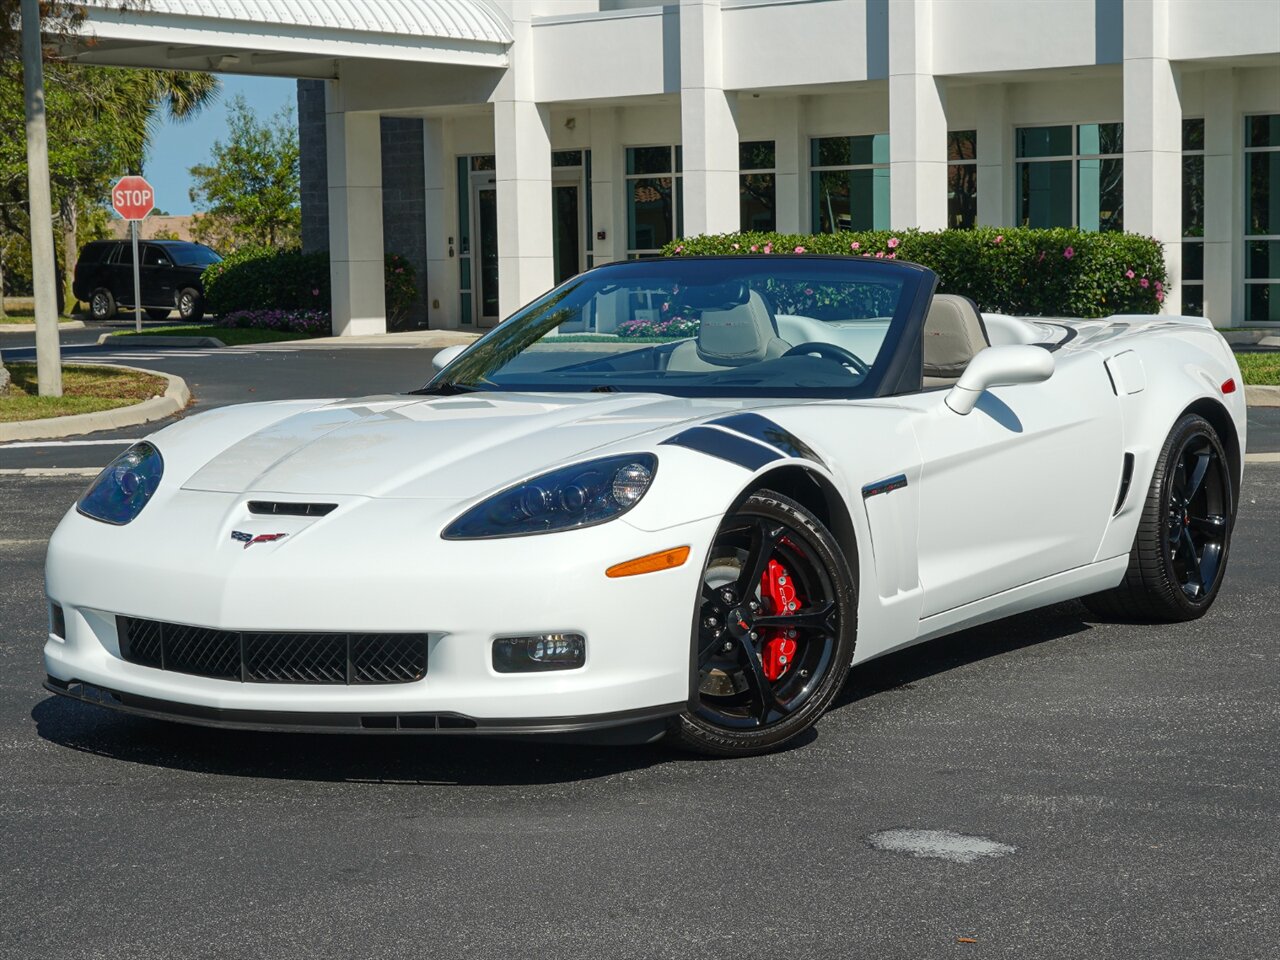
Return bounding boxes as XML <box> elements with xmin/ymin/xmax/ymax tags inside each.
<box><xmin>888</xmin><ymin>0</ymin><xmax>947</xmax><ymax>231</ymax></box>
<box><xmin>423</xmin><ymin>117</ymin><xmax>457</xmax><ymax>330</ymax></box>
<box><xmin>325</xmin><ymin>85</ymin><xmax>386</xmax><ymax>336</ymax></box>
<box><xmin>589</xmin><ymin>107</ymin><xmax>621</xmax><ymax>264</ymax></box>
<box><xmin>1202</xmin><ymin>69</ymin><xmax>1238</xmax><ymax>326</ymax></box>
<box><xmin>680</xmin><ymin>0</ymin><xmax>740</xmax><ymax>236</ymax></box>
<box><xmin>1123</xmin><ymin>0</ymin><xmax>1181</xmax><ymax>314</ymax></box>
<box><xmin>975</xmin><ymin>83</ymin><xmax>1011</xmax><ymax>227</ymax></box>
<box><xmin>775</xmin><ymin>96</ymin><xmax>807</xmax><ymax>234</ymax></box>
<box><xmin>494</xmin><ymin>7</ymin><xmax>553</xmax><ymax>318</ymax></box>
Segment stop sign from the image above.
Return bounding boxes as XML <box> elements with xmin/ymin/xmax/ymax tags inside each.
<box><xmin>111</xmin><ymin>175</ymin><xmax>155</xmax><ymax>221</ymax></box>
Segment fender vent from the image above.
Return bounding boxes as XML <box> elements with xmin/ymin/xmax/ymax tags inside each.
<box><xmin>1113</xmin><ymin>452</ymin><xmax>1136</xmax><ymax>515</ymax></box>
<box><xmin>247</xmin><ymin>501</ymin><xmax>337</xmax><ymax>517</ymax></box>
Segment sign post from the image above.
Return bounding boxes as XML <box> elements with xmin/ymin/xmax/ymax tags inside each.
<box><xmin>110</xmin><ymin>176</ymin><xmax>155</xmax><ymax>333</ymax></box>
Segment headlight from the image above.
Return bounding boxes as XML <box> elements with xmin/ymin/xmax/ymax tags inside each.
<box><xmin>443</xmin><ymin>454</ymin><xmax>657</xmax><ymax>540</ymax></box>
<box><xmin>77</xmin><ymin>442</ymin><xmax>164</xmax><ymax>525</ymax></box>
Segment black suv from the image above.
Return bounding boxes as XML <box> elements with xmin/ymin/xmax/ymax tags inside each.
<box><xmin>73</xmin><ymin>239</ymin><xmax>222</xmax><ymax>322</ymax></box>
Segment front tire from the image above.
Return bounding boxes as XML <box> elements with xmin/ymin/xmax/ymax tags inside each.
<box><xmin>178</xmin><ymin>287</ymin><xmax>204</xmax><ymax>322</ymax></box>
<box><xmin>668</xmin><ymin>491</ymin><xmax>857</xmax><ymax>757</ymax></box>
<box><xmin>1084</xmin><ymin>413</ymin><xmax>1234</xmax><ymax>622</ymax></box>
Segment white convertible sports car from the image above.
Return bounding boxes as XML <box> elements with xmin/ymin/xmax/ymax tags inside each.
<box><xmin>43</xmin><ymin>256</ymin><xmax>1246</xmax><ymax>755</ymax></box>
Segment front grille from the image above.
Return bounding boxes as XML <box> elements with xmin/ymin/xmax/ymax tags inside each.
<box><xmin>117</xmin><ymin>617</ymin><xmax>427</xmax><ymax>685</ymax></box>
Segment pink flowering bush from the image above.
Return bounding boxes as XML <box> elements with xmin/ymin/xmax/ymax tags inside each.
<box><xmin>221</xmin><ymin>308</ymin><xmax>331</xmax><ymax>336</ymax></box>
<box><xmin>616</xmin><ymin>315</ymin><xmax>701</xmax><ymax>340</ymax></box>
<box><xmin>660</xmin><ymin>227</ymin><xmax>1168</xmax><ymax>317</ymax></box>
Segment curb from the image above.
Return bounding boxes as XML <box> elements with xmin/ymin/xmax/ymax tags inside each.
<box><xmin>0</xmin><ymin>364</ymin><xmax>191</xmax><ymax>442</ymax></box>
<box><xmin>97</xmin><ymin>333</ymin><xmax>226</xmax><ymax>349</ymax></box>
<box><xmin>0</xmin><ymin>321</ymin><xmax>86</xmax><ymax>335</ymax></box>
<box><xmin>1245</xmin><ymin>385</ymin><xmax>1280</xmax><ymax>408</ymax></box>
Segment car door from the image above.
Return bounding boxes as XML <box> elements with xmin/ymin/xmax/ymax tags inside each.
<box><xmin>140</xmin><ymin>244</ymin><xmax>175</xmax><ymax>308</ymax></box>
<box><xmin>898</xmin><ymin>349</ymin><xmax>1124</xmax><ymax>619</ymax></box>
<box><xmin>109</xmin><ymin>241</ymin><xmax>135</xmax><ymax>306</ymax></box>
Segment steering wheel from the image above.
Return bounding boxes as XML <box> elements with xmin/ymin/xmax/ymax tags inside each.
<box><xmin>782</xmin><ymin>341</ymin><xmax>871</xmax><ymax>377</ymax></box>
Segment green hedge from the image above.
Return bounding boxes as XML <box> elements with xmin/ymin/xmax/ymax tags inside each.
<box><xmin>202</xmin><ymin>247</ymin><xmax>418</xmax><ymax>319</ymax></box>
<box><xmin>661</xmin><ymin>227</ymin><xmax>1169</xmax><ymax>318</ymax></box>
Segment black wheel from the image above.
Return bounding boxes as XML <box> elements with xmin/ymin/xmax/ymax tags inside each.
<box><xmin>1085</xmin><ymin>414</ymin><xmax>1234</xmax><ymax>622</ymax></box>
<box><xmin>89</xmin><ymin>288</ymin><xmax>115</xmax><ymax>321</ymax></box>
<box><xmin>178</xmin><ymin>288</ymin><xmax>204</xmax><ymax>322</ymax></box>
<box><xmin>668</xmin><ymin>490</ymin><xmax>856</xmax><ymax>756</ymax></box>
<box><xmin>146</xmin><ymin>307</ymin><xmax>171</xmax><ymax>321</ymax></box>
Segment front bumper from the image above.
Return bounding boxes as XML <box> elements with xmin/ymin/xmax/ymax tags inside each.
<box><xmin>44</xmin><ymin>493</ymin><xmax>721</xmax><ymax>730</ymax></box>
<box><xmin>44</xmin><ymin>677</ymin><xmax>682</xmax><ymax>739</ymax></box>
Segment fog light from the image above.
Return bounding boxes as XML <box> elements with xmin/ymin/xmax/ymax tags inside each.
<box><xmin>49</xmin><ymin>603</ymin><xmax>66</xmax><ymax>640</ymax></box>
<box><xmin>493</xmin><ymin>633</ymin><xmax>586</xmax><ymax>673</ymax></box>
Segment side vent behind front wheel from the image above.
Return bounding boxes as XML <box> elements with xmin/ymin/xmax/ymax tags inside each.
<box><xmin>1113</xmin><ymin>452</ymin><xmax>1136</xmax><ymax>515</ymax></box>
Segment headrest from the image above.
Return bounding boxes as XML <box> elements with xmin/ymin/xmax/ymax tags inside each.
<box><xmin>923</xmin><ymin>294</ymin><xmax>989</xmax><ymax>378</ymax></box>
<box><xmin>696</xmin><ymin>290</ymin><xmax>779</xmax><ymax>366</ymax></box>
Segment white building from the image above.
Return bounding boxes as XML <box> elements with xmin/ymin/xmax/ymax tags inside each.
<box><xmin>72</xmin><ymin>0</ymin><xmax>1280</xmax><ymax>333</ymax></box>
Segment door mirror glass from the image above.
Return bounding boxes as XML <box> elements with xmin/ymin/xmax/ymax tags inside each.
<box><xmin>945</xmin><ymin>345</ymin><xmax>1054</xmax><ymax>415</ymax></box>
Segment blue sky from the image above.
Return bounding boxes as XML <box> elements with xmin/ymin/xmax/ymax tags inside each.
<box><xmin>143</xmin><ymin>74</ymin><xmax>297</xmax><ymax>216</ymax></box>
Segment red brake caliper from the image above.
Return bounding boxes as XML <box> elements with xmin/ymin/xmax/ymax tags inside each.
<box><xmin>760</xmin><ymin>558</ymin><xmax>799</xmax><ymax>681</ymax></box>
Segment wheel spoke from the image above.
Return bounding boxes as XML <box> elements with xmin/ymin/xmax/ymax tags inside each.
<box><xmin>734</xmin><ymin>520</ymin><xmax>784</xmax><ymax>599</ymax></box>
<box><xmin>1189</xmin><ymin>514</ymin><xmax>1226</xmax><ymax>536</ymax></box>
<box><xmin>752</xmin><ymin>600</ymin><xmax>837</xmax><ymax>631</ymax></box>
<box><xmin>735</xmin><ymin>635</ymin><xmax>783</xmax><ymax>723</ymax></box>
<box><xmin>1178</xmin><ymin>527</ymin><xmax>1204</xmax><ymax>594</ymax></box>
<box><xmin>1184</xmin><ymin>451</ymin><xmax>1212</xmax><ymax>501</ymax></box>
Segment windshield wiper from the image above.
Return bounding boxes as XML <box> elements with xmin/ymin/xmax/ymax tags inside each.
<box><xmin>409</xmin><ymin>381</ymin><xmax>482</xmax><ymax>396</ymax></box>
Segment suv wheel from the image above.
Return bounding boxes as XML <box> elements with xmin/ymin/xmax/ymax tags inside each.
<box><xmin>90</xmin><ymin>289</ymin><xmax>115</xmax><ymax>321</ymax></box>
<box><xmin>178</xmin><ymin>288</ymin><xmax>204</xmax><ymax>322</ymax></box>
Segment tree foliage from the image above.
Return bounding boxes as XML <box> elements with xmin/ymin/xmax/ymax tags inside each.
<box><xmin>188</xmin><ymin>95</ymin><xmax>300</xmax><ymax>251</ymax></box>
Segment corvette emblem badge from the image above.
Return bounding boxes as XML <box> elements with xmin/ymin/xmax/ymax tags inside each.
<box><xmin>231</xmin><ymin>531</ymin><xmax>288</xmax><ymax>550</ymax></box>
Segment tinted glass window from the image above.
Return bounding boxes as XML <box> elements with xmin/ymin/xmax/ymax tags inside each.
<box><xmin>142</xmin><ymin>246</ymin><xmax>170</xmax><ymax>267</ymax></box>
<box><xmin>165</xmin><ymin>243</ymin><xmax>222</xmax><ymax>267</ymax></box>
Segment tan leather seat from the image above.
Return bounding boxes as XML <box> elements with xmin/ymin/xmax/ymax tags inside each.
<box><xmin>667</xmin><ymin>290</ymin><xmax>789</xmax><ymax>371</ymax></box>
<box><xmin>923</xmin><ymin>294</ymin><xmax>989</xmax><ymax>387</ymax></box>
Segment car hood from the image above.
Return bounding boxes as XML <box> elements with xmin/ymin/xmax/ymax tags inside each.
<box><xmin>180</xmin><ymin>392</ymin><xmax>772</xmax><ymax>500</ymax></box>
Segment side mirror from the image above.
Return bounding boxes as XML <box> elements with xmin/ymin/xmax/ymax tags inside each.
<box><xmin>431</xmin><ymin>343</ymin><xmax>467</xmax><ymax>373</ymax></box>
<box><xmin>945</xmin><ymin>345</ymin><xmax>1054</xmax><ymax>415</ymax></box>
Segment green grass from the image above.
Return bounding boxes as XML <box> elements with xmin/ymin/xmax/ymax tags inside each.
<box><xmin>0</xmin><ymin>311</ymin><xmax>79</xmax><ymax>324</ymax></box>
<box><xmin>110</xmin><ymin>324</ymin><xmax>312</xmax><ymax>346</ymax></box>
<box><xmin>0</xmin><ymin>362</ymin><xmax>168</xmax><ymax>422</ymax></box>
<box><xmin>1235</xmin><ymin>352</ymin><xmax>1280</xmax><ymax>386</ymax></box>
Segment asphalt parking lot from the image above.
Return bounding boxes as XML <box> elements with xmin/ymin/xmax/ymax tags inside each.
<box><xmin>2</xmin><ymin>461</ymin><xmax>1278</xmax><ymax>959</ymax></box>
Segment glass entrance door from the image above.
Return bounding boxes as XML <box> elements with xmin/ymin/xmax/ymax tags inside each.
<box><xmin>553</xmin><ymin>182</ymin><xmax>583</xmax><ymax>285</ymax></box>
<box><xmin>471</xmin><ymin>171</ymin><xmax>500</xmax><ymax>328</ymax></box>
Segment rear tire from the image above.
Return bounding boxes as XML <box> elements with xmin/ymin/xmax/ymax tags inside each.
<box><xmin>1084</xmin><ymin>414</ymin><xmax>1234</xmax><ymax>622</ymax></box>
<box><xmin>178</xmin><ymin>288</ymin><xmax>204</xmax><ymax>322</ymax></box>
<box><xmin>89</xmin><ymin>288</ymin><xmax>115</xmax><ymax>321</ymax></box>
<box><xmin>668</xmin><ymin>491</ymin><xmax>856</xmax><ymax>757</ymax></box>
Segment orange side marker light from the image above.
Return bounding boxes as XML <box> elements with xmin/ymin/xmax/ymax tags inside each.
<box><xmin>606</xmin><ymin>546</ymin><xmax>691</xmax><ymax>578</ymax></box>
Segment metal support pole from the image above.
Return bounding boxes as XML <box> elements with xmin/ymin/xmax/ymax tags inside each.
<box><xmin>20</xmin><ymin>0</ymin><xmax>62</xmax><ymax>395</ymax></box>
<box><xmin>131</xmin><ymin>220</ymin><xmax>142</xmax><ymax>332</ymax></box>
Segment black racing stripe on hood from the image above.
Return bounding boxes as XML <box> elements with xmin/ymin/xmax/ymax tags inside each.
<box><xmin>709</xmin><ymin>412</ymin><xmax>822</xmax><ymax>464</ymax></box>
<box><xmin>661</xmin><ymin>426</ymin><xmax>781</xmax><ymax>471</ymax></box>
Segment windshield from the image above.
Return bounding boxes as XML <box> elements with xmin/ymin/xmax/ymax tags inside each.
<box><xmin>425</xmin><ymin>257</ymin><xmax>932</xmax><ymax>399</ymax></box>
<box><xmin>166</xmin><ymin>243</ymin><xmax>222</xmax><ymax>267</ymax></box>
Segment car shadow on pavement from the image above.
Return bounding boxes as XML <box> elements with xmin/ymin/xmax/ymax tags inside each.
<box><xmin>30</xmin><ymin>601</ymin><xmax>1097</xmax><ymax>785</ymax></box>
<box><xmin>29</xmin><ymin>698</ymin><xmax>672</xmax><ymax>787</ymax></box>
<box><xmin>832</xmin><ymin>599</ymin><xmax>1097</xmax><ymax>709</ymax></box>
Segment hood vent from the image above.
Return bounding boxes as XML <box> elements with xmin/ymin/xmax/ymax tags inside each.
<box><xmin>247</xmin><ymin>500</ymin><xmax>338</xmax><ymax>517</ymax></box>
